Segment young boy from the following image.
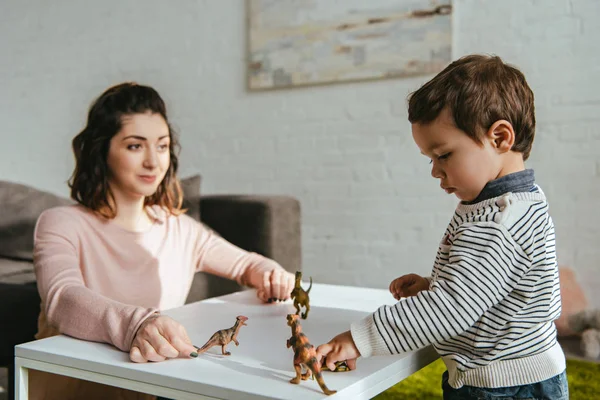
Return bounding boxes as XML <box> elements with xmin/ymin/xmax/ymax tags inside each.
<box><xmin>316</xmin><ymin>54</ymin><xmax>568</xmax><ymax>399</ymax></box>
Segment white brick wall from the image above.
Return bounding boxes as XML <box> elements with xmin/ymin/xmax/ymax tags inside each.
<box><xmin>1</xmin><ymin>0</ymin><xmax>599</xmax><ymax>305</ymax></box>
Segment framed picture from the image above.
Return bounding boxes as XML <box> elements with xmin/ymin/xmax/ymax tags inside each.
<box><xmin>247</xmin><ymin>0</ymin><xmax>453</xmax><ymax>90</ymax></box>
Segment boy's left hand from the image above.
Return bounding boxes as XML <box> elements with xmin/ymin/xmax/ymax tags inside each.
<box><xmin>316</xmin><ymin>330</ymin><xmax>360</xmax><ymax>371</ymax></box>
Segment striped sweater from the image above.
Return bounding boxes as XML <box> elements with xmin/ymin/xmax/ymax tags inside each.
<box><xmin>351</xmin><ymin>185</ymin><xmax>566</xmax><ymax>389</ymax></box>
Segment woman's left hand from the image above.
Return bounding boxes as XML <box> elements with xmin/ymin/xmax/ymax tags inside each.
<box><xmin>255</xmin><ymin>269</ymin><xmax>295</xmax><ymax>303</ymax></box>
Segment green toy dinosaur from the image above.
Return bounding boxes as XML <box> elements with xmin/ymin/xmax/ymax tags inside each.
<box><xmin>290</xmin><ymin>271</ymin><xmax>312</xmax><ymax>319</ymax></box>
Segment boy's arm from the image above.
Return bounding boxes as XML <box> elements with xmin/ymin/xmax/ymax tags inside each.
<box><xmin>352</xmin><ymin>222</ymin><xmax>530</xmax><ymax>357</ymax></box>
<box><xmin>423</xmin><ymin>275</ymin><xmax>432</xmax><ymax>287</ymax></box>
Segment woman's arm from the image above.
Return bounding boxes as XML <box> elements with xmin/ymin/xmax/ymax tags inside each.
<box><xmin>34</xmin><ymin>208</ymin><xmax>157</xmax><ymax>351</ymax></box>
<box><xmin>193</xmin><ymin>221</ymin><xmax>294</xmax><ymax>301</ymax></box>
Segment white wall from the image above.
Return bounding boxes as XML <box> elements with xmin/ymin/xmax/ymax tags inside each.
<box><xmin>1</xmin><ymin>0</ymin><xmax>599</xmax><ymax>305</ymax></box>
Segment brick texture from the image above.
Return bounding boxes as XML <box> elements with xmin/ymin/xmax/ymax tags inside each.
<box><xmin>1</xmin><ymin>0</ymin><xmax>598</xmax><ymax>305</ymax></box>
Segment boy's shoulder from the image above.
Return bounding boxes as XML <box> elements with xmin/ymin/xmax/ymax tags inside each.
<box><xmin>494</xmin><ymin>185</ymin><xmax>549</xmax><ymax>228</ymax></box>
<box><xmin>453</xmin><ymin>185</ymin><xmax>548</xmax><ymax>228</ymax></box>
<box><xmin>449</xmin><ymin>186</ymin><xmax>551</xmax><ymax>250</ymax></box>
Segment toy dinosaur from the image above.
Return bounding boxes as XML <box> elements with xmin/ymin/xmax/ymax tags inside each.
<box><xmin>290</xmin><ymin>271</ymin><xmax>312</xmax><ymax>319</ymax></box>
<box><xmin>321</xmin><ymin>359</ymin><xmax>350</xmax><ymax>372</ymax></box>
<box><xmin>194</xmin><ymin>315</ymin><xmax>248</xmax><ymax>356</ymax></box>
<box><xmin>286</xmin><ymin>314</ymin><xmax>336</xmax><ymax>396</ymax></box>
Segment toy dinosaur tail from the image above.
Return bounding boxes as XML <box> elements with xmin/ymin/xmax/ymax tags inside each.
<box><xmin>194</xmin><ymin>341</ymin><xmax>212</xmax><ymax>354</ymax></box>
<box><xmin>306</xmin><ymin>277</ymin><xmax>313</xmax><ymax>294</ymax></box>
<box><xmin>194</xmin><ymin>333</ymin><xmax>219</xmax><ymax>354</ymax></box>
<box><xmin>308</xmin><ymin>359</ymin><xmax>336</xmax><ymax>395</ymax></box>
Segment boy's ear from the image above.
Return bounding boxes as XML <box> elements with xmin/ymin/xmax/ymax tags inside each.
<box><xmin>486</xmin><ymin>120</ymin><xmax>515</xmax><ymax>153</ymax></box>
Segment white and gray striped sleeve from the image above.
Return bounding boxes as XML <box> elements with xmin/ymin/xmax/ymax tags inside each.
<box><xmin>351</xmin><ymin>222</ymin><xmax>531</xmax><ymax>357</ymax></box>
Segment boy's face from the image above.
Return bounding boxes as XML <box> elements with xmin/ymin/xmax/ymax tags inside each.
<box><xmin>412</xmin><ymin>108</ymin><xmax>502</xmax><ymax>202</ymax></box>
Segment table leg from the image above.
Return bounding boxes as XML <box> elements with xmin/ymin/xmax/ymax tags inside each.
<box><xmin>15</xmin><ymin>359</ymin><xmax>29</xmax><ymax>400</ymax></box>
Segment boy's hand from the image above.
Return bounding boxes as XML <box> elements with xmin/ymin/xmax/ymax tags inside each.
<box><xmin>389</xmin><ymin>274</ymin><xmax>429</xmax><ymax>300</ymax></box>
<box><xmin>316</xmin><ymin>331</ymin><xmax>360</xmax><ymax>371</ymax></box>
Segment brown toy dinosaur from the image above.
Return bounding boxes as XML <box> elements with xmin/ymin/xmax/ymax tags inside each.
<box><xmin>290</xmin><ymin>271</ymin><xmax>312</xmax><ymax>319</ymax></box>
<box><xmin>321</xmin><ymin>359</ymin><xmax>350</xmax><ymax>372</ymax></box>
<box><xmin>194</xmin><ymin>315</ymin><xmax>248</xmax><ymax>356</ymax></box>
<box><xmin>286</xmin><ymin>314</ymin><xmax>336</xmax><ymax>395</ymax></box>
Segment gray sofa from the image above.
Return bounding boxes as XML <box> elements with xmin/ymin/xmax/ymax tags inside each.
<box><xmin>0</xmin><ymin>177</ymin><xmax>301</xmax><ymax>398</ymax></box>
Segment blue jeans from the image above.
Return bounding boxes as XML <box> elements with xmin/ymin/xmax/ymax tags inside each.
<box><xmin>442</xmin><ymin>370</ymin><xmax>569</xmax><ymax>400</ymax></box>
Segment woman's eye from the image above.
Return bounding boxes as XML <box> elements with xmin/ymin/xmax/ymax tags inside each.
<box><xmin>158</xmin><ymin>144</ymin><xmax>169</xmax><ymax>151</ymax></box>
<box><xmin>127</xmin><ymin>144</ymin><xmax>141</xmax><ymax>150</ymax></box>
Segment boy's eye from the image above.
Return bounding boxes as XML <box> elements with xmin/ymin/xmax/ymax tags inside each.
<box><xmin>429</xmin><ymin>153</ymin><xmax>450</xmax><ymax>164</ymax></box>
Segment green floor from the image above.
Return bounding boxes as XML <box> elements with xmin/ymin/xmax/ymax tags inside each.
<box><xmin>375</xmin><ymin>358</ymin><xmax>600</xmax><ymax>400</ymax></box>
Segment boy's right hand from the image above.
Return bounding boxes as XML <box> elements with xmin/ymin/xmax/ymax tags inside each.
<box><xmin>315</xmin><ymin>330</ymin><xmax>360</xmax><ymax>371</ymax></box>
<box><xmin>130</xmin><ymin>314</ymin><xmax>199</xmax><ymax>363</ymax></box>
<box><xmin>389</xmin><ymin>274</ymin><xmax>429</xmax><ymax>300</ymax></box>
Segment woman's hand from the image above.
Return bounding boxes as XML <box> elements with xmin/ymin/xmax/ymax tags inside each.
<box><xmin>255</xmin><ymin>269</ymin><xmax>295</xmax><ymax>303</ymax></box>
<box><xmin>130</xmin><ymin>314</ymin><xmax>199</xmax><ymax>363</ymax></box>
<box><xmin>389</xmin><ymin>274</ymin><xmax>430</xmax><ymax>300</ymax></box>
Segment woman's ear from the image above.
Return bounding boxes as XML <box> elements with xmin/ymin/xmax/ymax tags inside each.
<box><xmin>486</xmin><ymin>120</ymin><xmax>515</xmax><ymax>153</ymax></box>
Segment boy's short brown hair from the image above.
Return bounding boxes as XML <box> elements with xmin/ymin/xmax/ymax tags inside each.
<box><xmin>408</xmin><ymin>54</ymin><xmax>536</xmax><ymax>160</ymax></box>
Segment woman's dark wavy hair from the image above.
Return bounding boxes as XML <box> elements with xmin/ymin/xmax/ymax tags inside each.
<box><xmin>68</xmin><ymin>82</ymin><xmax>184</xmax><ymax>218</ymax></box>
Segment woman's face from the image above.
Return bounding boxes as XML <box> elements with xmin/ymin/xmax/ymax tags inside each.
<box><xmin>106</xmin><ymin>112</ymin><xmax>171</xmax><ymax>201</ymax></box>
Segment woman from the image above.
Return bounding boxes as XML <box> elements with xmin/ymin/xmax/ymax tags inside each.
<box><xmin>32</xmin><ymin>82</ymin><xmax>294</xmax><ymax>399</ymax></box>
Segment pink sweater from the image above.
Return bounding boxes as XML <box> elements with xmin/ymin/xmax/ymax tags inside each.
<box><xmin>33</xmin><ymin>205</ymin><xmax>281</xmax><ymax>351</ymax></box>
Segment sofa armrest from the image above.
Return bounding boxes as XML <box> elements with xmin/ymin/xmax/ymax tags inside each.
<box><xmin>0</xmin><ymin>258</ymin><xmax>35</xmax><ymax>284</ymax></box>
<box><xmin>186</xmin><ymin>195</ymin><xmax>302</xmax><ymax>303</ymax></box>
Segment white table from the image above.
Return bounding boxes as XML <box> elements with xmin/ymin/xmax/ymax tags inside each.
<box><xmin>15</xmin><ymin>283</ymin><xmax>438</xmax><ymax>399</ymax></box>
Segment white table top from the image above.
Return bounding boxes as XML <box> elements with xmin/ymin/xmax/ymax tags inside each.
<box><xmin>15</xmin><ymin>283</ymin><xmax>438</xmax><ymax>399</ymax></box>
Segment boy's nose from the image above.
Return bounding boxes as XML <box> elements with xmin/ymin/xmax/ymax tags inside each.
<box><xmin>431</xmin><ymin>163</ymin><xmax>444</xmax><ymax>179</ymax></box>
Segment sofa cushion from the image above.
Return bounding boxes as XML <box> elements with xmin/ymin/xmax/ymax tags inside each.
<box><xmin>0</xmin><ymin>176</ymin><xmax>202</xmax><ymax>263</ymax></box>
<box><xmin>180</xmin><ymin>174</ymin><xmax>201</xmax><ymax>221</ymax></box>
<box><xmin>0</xmin><ymin>181</ymin><xmax>72</xmax><ymax>261</ymax></box>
